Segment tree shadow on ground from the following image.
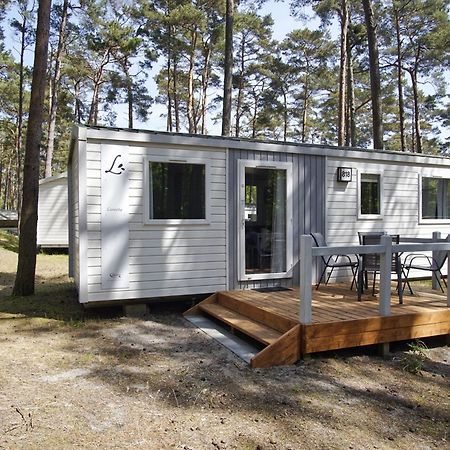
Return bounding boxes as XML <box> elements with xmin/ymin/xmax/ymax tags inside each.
<box><xmin>0</xmin><ymin>276</ymin><xmax>122</xmax><ymax>322</ymax></box>
<box><xmin>1</xmin><ymin>256</ymin><xmax>448</xmax><ymax>448</ymax></box>
<box><xmin>0</xmin><ymin>272</ymin><xmax>200</xmax><ymax>325</ymax></box>
<box><xmin>46</xmin><ymin>318</ymin><xmax>449</xmax><ymax>447</ymax></box>
<box><xmin>3</xmin><ymin>280</ymin><xmax>449</xmax><ymax>448</ymax></box>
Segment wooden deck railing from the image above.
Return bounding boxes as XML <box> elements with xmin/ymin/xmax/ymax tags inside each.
<box><xmin>299</xmin><ymin>234</ymin><xmax>450</xmax><ymax>324</ymax></box>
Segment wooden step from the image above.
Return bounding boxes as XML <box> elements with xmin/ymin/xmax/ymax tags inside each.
<box><xmin>199</xmin><ymin>303</ymin><xmax>283</xmax><ymax>346</ymax></box>
<box><xmin>217</xmin><ymin>292</ymin><xmax>297</xmax><ymax>333</ymax></box>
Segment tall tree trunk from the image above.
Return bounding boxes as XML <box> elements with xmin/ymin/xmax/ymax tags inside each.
<box><xmin>251</xmin><ymin>94</ymin><xmax>258</xmax><ymax>139</ymax></box>
<box><xmin>166</xmin><ymin>52</ymin><xmax>172</xmax><ymax>131</ymax></box>
<box><xmin>173</xmin><ymin>59</ymin><xmax>180</xmax><ymax>132</ymax></box>
<box><xmin>222</xmin><ymin>0</ymin><xmax>233</xmax><ymax>136</ymax></box>
<box><xmin>126</xmin><ymin>67</ymin><xmax>133</xmax><ymax>129</ymax></box>
<box><xmin>362</xmin><ymin>0</ymin><xmax>384</xmax><ymax>149</ymax></box>
<box><xmin>393</xmin><ymin>7</ymin><xmax>406</xmax><ymax>152</ymax></box>
<box><xmin>337</xmin><ymin>0</ymin><xmax>349</xmax><ymax>146</ymax></box>
<box><xmin>408</xmin><ymin>68</ymin><xmax>422</xmax><ymax>153</ymax></box>
<box><xmin>16</xmin><ymin>14</ymin><xmax>27</xmax><ymax>212</ymax></box>
<box><xmin>87</xmin><ymin>50</ymin><xmax>110</xmax><ymax>125</ymax></box>
<box><xmin>88</xmin><ymin>79</ymin><xmax>101</xmax><ymax>125</ymax></box>
<box><xmin>282</xmin><ymin>88</ymin><xmax>288</xmax><ymax>142</ymax></box>
<box><xmin>235</xmin><ymin>39</ymin><xmax>245</xmax><ymax>137</ymax></box>
<box><xmin>74</xmin><ymin>80</ymin><xmax>82</xmax><ymax>122</ymax></box>
<box><xmin>187</xmin><ymin>30</ymin><xmax>197</xmax><ymax>134</ymax></box>
<box><xmin>46</xmin><ymin>0</ymin><xmax>69</xmax><ymax>178</ymax></box>
<box><xmin>250</xmin><ymin>80</ymin><xmax>264</xmax><ymax>138</ymax></box>
<box><xmin>346</xmin><ymin>35</ymin><xmax>356</xmax><ymax>147</ymax></box>
<box><xmin>13</xmin><ymin>0</ymin><xmax>51</xmax><ymax>297</ymax></box>
<box><xmin>200</xmin><ymin>44</ymin><xmax>212</xmax><ymax>134</ymax></box>
<box><xmin>166</xmin><ymin>21</ymin><xmax>173</xmax><ymax>132</ymax></box>
<box><xmin>301</xmin><ymin>72</ymin><xmax>310</xmax><ymax>143</ymax></box>
<box><xmin>3</xmin><ymin>157</ymin><xmax>12</xmax><ymax>209</ymax></box>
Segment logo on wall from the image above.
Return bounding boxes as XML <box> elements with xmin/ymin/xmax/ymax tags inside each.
<box><xmin>105</xmin><ymin>155</ymin><xmax>126</xmax><ymax>175</ymax></box>
<box><xmin>101</xmin><ymin>145</ymin><xmax>129</xmax><ymax>290</ymax></box>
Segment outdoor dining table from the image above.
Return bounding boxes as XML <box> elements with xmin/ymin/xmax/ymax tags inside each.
<box><xmin>356</xmin><ymin>233</ymin><xmax>404</xmax><ymax>303</ymax></box>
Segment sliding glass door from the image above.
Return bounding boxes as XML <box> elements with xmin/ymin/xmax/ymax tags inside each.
<box><xmin>238</xmin><ymin>160</ymin><xmax>293</xmax><ymax>281</ymax></box>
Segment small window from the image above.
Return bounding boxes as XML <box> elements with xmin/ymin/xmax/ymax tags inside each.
<box><xmin>360</xmin><ymin>173</ymin><xmax>381</xmax><ymax>216</ymax></box>
<box><xmin>148</xmin><ymin>161</ymin><xmax>206</xmax><ymax>220</ymax></box>
<box><xmin>422</xmin><ymin>177</ymin><xmax>450</xmax><ymax>220</ymax></box>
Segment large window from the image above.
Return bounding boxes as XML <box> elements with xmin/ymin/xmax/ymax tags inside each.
<box><xmin>360</xmin><ymin>173</ymin><xmax>381</xmax><ymax>217</ymax></box>
<box><xmin>147</xmin><ymin>159</ymin><xmax>207</xmax><ymax>222</ymax></box>
<box><xmin>422</xmin><ymin>177</ymin><xmax>450</xmax><ymax>220</ymax></box>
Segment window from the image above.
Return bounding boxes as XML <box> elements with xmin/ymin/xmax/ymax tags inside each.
<box><xmin>146</xmin><ymin>158</ymin><xmax>208</xmax><ymax>223</ymax></box>
<box><xmin>421</xmin><ymin>177</ymin><xmax>450</xmax><ymax>220</ymax></box>
<box><xmin>359</xmin><ymin>173</ymin><xmax>382</xmax><ymax>217</ymax></box>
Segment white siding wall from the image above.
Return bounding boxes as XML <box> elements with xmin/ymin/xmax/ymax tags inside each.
<box><xmin>69</xmin><ymin>149</ymin><xmax>80</xmax><ymax>288</ymax></box>
<box><xmin>84</xmin><ymin>142</ymin><xmax>227</xmax><ymax>302</ymax></box>
<box><xmin>326</xmin><ymin>157</ymin><xmax>450</xmax><ymax>279</ymax></box>
<box><xmin>37</xmin><ymin>176</ymin><xmax>69</xmax><ymax>247</ymax></box>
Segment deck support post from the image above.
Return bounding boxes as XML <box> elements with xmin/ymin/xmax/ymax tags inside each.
<box><xmin>447</xmin><ymin>235</ymin><xmax>450</xmax><ymax>308</ymax></box>
<box><xmin>300</xmin><ymin>235</ymin><xmax>313</xmax><ymax>324</ymax></box>
<box><xmin>432</xmin><ymin>231</ymin><xmax>441</xmax><ymax>291</ymax></box>
<box><xmin>378</xmin><ymin>342</ymin><xmax>390</xmax><ymax>358</ymax></box>
<box><xmin>379</xmin><ymin>235</ymin><xmax>392</xmax><ymax>316</ymax></box>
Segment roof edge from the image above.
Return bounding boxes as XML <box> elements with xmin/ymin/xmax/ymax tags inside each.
<box><xmin>39</xmin><ymin>171</ymin><xmax>67</xmax><ymax>185</ymax></box>
<box><xmin>73</xmin><ymin>124</ymin><xmax>450</xmax><ymax>167</ymax></box>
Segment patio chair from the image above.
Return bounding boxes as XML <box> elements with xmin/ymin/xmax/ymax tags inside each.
<box><xmin>310</xmin><ymin>232</ymin><xmax>358</xmax><ymax>290</ymax></box>
<box><xmin>402</xmin><ymin>248</ymin><xmax>448</xmax><ymax>293</ymax></box>
<box><xmin>358</xmin><ymin>231</ymin><xmax>386</xmax><ymax>291</ymax></box>
<box><xmin>358</xmin><ymin>232</ymin><xmax>405</xmax><ymax>303</ymax></box>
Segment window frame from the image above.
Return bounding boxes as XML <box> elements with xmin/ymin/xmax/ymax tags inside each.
<box><xmin>419</xmin><ymin>174</ymin><xmax>450</xmax><ymax>224</ymax></box>
<box><xmin>357</xmin><ymin>170</ymin><xmax>384</xmax><ymax>220</ymax></box>
<box><xmin>237</xmin><ymin>159</ymin><xmax>294</xmax><ymax>281</ymax></box>
<box><xmin>143</xmin><ymin>155</ymin><xmax>211</xmax><ymax>225</ymax></box>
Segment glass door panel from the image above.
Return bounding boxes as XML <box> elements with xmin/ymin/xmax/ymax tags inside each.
<box><xmin>244</xmin><ymin>167</ymin><xmax>287</xmax><ymax>275</ymax></box>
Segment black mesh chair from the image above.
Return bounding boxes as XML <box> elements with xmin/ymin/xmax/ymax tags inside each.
<box><xmin>358</xmin><ymin>232</ymin><xmax>404</xmax><ymax>303</ymax></box>
<box><xmin>403</xmin><ymin>248</ymin><xmax>448</xmax><ymax>293</ymax></box>
<box><xmin>311</xmin><ymin>232</ymin><xmax>358</xmax><ymax>290</ymax></box>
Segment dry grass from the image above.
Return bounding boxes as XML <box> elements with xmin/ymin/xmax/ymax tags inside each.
<box><xmin>0</xmin><ymin>237</ymin><xmax>449</xmax><ymax>449</ymax></box>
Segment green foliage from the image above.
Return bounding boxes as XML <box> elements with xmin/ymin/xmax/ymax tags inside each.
<box><xmin>402</xmin><ymin>340</ymin><xmax>428</xmax><ymax>375</ymax></box>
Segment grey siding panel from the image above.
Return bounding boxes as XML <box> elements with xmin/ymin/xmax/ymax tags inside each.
<box><xmin>228</xmin><ymin>149</ymin><xmax>326</xmax><ymax>290</ymax></box>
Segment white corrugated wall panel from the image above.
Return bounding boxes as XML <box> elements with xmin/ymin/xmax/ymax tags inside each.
<box><xmin>37</xmin><ymin>177</ymin><xmax>69</xmax><ymax>247</ymax></box>
<box><xmin>84</xmin><ymin>142</ymin><xmax>227</xmax><ymax>302</ymax></box>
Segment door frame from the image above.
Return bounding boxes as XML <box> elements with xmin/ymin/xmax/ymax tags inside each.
<box><xmin>237</xmin><ymin>159</ymin><xmax>294</xmax><ymax>281</ymax></box>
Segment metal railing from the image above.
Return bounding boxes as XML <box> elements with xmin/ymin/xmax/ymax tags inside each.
<box><xmin>299</xmin><ymin>234</ymin><xmax>450</xmax><ymax>324</ymax></box>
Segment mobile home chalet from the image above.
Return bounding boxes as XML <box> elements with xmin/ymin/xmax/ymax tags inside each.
<box><xmin>37</xmin><ymin>172</ymin><xmax>69</xmax><ymax>248</ymax></box>
<box><xmin>68</xmin><ymin>125</ymin><xmax>450</xmax><ymax>305</ymax></box>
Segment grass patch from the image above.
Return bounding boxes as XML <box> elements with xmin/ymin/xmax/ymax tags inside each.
<box><xmin>0</xmin><ymin>230</ymin><xmax>19</xmax><ymax>253</ymax></box>
<box><xmin>402</xmin><ymin>340</ymin><xmax>428</xmax><ymax>375</ymax></box>
<box><xmin>0</xmin><ymin>281</ymin><xmax>85</xmax><ymax>321</ymax></box>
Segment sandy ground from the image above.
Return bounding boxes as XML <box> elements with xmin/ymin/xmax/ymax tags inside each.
<box><xmin>0</xmin><ymin>243</ymin><xmax>449</xmax><ymax>450</ymax></box>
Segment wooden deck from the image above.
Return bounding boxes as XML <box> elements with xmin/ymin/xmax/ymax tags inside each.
<box><xmin>184</xmin><ymin>285</ymin><xmax>450</xmax><ymax>368</ymax></box>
